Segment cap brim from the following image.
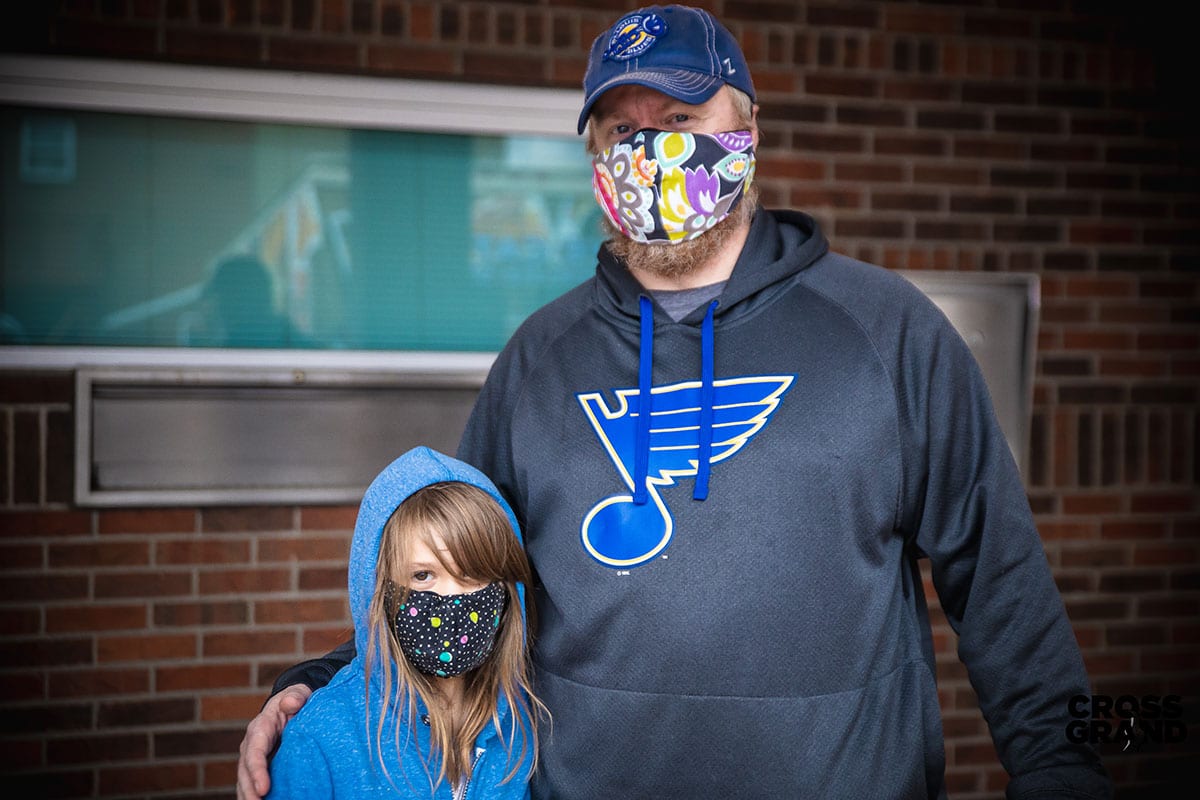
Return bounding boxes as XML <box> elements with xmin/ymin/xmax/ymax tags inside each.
<box><xmin>577</xmin><ymin>68</ymin><xmax>724</xmax><ymax>134</ymax></box>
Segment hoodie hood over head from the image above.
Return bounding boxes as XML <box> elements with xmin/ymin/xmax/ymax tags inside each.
<box><xmin>347</xmin><ymin>446</ymin><xmax>527</xmax><ymax>661</ymax></box>
<box><xmin>265</xmin><ymin>446</ymin><xmax>534</xmax><ymax>799</ymax></box>
<box><xmin>595</xmin><ymin>208</ymin><xmax>828</xmax><ymax>323</ymax></box>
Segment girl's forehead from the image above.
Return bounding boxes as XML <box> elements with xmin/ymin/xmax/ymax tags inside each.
<box><xmin>403</xmin><ymin>525</ymin><xmax>465</xmax><ymax>570</ymax></box>
<box><xmin>406</xmin><ymin>526</ymin><xmax>444</xmax><ymax>557</ymax></box>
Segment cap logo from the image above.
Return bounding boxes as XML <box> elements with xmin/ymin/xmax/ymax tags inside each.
<box><xmin>602</xmin><ymin>13</ymin><xmax>668</xmax><ymax>61</ymax></box>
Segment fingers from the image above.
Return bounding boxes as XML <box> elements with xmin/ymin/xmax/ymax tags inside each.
<box><xmin>236</xmin><ymin>718</ymin><xmax>271</xmax><ymax>800</ymax></box>
<box><xmin>236</xmin><ymin>755</ymin><xmax>262</xmax><ymax>800</ymax></box>
<box><xmin>276</xmin><ymin>684</ymin><xmax>313</xmax><ymax>718</ymax></box>
<box><xmin>237</xmin><ymin>711</ymin><xmax>276</xmax><ymax>800</ymax></box>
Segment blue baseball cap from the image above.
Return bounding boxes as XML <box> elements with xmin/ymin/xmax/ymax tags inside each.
<box><xmin>578</xmin><ymin>5</ymin><xmax>756</xmax><ymax>134</ymax></box>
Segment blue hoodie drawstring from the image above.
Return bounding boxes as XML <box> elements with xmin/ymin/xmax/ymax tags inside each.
<box><xmin>633</xmin><ymin>295</ymin><xmax>654</xmax><ymax>505</ymax></box>
<box><xmin>693</xmin><ymin>299</ymin><xmax>718</xmax><ymax>501</ymax></box>
<box><xmin>634</xmin><ymin>295</ymin><xmax>718</xmax><ymax>505</ymax></box>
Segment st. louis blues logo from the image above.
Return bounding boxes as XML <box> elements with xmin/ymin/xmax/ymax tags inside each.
<box><xmin>602</xmin><ymin>13</ymin><xmax>668</xmax><ymax>62</ymax></box>
<box><xmin>577</xmin><ymin>375</ymin><xmax>793</xmax><ymax>568</ymax></box>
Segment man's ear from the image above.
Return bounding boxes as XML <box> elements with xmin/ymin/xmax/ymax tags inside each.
<box><xmin>584</xmin><ymin>118</ymin><xmax>598</xmax><ymax>156</ymax></box>
<box><xmin>750</xmin><ymin>103</ymin><xmax>760</xmax><ymax>149</ymax></box>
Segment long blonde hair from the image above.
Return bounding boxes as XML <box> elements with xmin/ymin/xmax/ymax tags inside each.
<box><xmin>363</xmin><ymin>481</ymin><xmax>544</xmax><ymax>790</ymax></box>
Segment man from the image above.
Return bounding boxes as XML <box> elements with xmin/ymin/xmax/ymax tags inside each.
<box><xmin>238</xmin><ymin>6</ymin><xmax>1112</xmax><ymax>798</ymax></box>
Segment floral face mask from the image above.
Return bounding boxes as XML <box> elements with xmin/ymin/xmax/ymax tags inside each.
<box><xmin>592</xmin><ymin>128</ymin><xmax>755</xmax><ymax>245</ymax></box>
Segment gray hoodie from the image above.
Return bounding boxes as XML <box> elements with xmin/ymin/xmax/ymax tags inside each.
<box><xmin>457</xmin><ymin>209</ymin><xmax>1110</xmax><ymax>799</ymax></box>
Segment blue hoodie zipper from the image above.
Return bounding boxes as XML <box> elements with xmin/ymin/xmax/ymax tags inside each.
<box><xmin>452</xmin><ymin>746</ymin><xmax>486</xmax><ymax>800</ymax></box>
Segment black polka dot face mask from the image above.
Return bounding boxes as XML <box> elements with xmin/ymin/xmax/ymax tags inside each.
<box><xmin>392</xmin><ymin>582</ymin><xmax>507</xmax><ymax>678</ymax></box>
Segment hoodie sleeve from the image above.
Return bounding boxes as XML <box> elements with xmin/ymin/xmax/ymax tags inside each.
<box><xmin>270</xmin><ymin>639</ymin><xmax>355</xmax><ymax>695</ymax></box>
<box><xmin>457</xmin><ymin>280</ymin><xmax>593</xmax><ymax>514</ymax></box>
<box><xmin>895</xmin><ymin>296</ymin><xmax>1112</xmax><ymax>799</ymax></box>
<box><xmin>457</xmin><ymin>336</ymin><xmax>526</xmax><ymax>522</ymax></box>
<box><xmin>264</xmin><ymin>724</ymin><xmax>336</xmax><ymax>800</ymax></box>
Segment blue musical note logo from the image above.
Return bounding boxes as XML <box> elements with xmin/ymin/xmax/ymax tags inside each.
<box><xmin>577</xmin><ymin>375</ymin><xmax>793</xmax><ymax>568</ymax></box>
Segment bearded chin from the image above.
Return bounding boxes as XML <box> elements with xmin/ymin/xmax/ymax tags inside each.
<box><xmin>603</xmin><ymin>185</ymin><xmax>759</xmax><ymax>280</ymax></box>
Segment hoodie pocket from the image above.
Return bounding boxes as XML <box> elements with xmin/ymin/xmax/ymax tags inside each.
<box><xmin>533</xmin><ymin>659</ymin><xmax>945</xmax><ymax>800</ymax></box>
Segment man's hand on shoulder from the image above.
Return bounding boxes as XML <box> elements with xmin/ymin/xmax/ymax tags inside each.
<box><xmin>236</xmin><ymin>684</ymin><xmax>313</xmax><ymax>800</ymax></box>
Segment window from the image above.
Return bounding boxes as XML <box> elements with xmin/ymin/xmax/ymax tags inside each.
<box><xmin>0</xmin><ymin>56</ymin><xmax>601</xmax><ymax>504</ymax></box>
<box><xmin>1</xmin><ymin>55</ymin><xmax>600</xmax><ymax>355</ymax></box>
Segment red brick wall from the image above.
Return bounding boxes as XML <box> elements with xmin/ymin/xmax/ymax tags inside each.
<box><xmin>2</xmin><ymin>2</ymin><xmax>1196</xmax><ymax>798</ymax></box>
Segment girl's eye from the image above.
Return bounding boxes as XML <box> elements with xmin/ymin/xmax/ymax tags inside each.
<box><xmin>412</xmin><ymin>570</ymin><xmax>432</xmax><ymax>582</ymax></box>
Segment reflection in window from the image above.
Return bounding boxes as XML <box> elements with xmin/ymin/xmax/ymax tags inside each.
<box><xmin>1</xmin><ymin>107</ymin><xmax>602</xmax><ymax>351</ymax></box>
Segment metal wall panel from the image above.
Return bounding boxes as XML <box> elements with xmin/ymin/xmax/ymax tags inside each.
<box><xmin>76</xmin><ymin>367</ymin><xmax>484</xmax><ymax>506</ymax></box>
<box><xmin>899</xmin><ymin>271</ymin><xmax>1039</xmax><ymax>477</ymax></box>
<box><xmin>74</xmin><ymin>272</ymin><xmax>1038</xmax><ymax>506</ymax></box>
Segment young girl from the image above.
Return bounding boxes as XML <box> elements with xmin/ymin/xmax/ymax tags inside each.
<box><xmin>265</xmin><ymin>446</ymin><xmax>543</xmax><ymax>799</ymax></box>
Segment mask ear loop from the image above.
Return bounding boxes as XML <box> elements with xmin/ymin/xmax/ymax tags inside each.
<box><xmin>383</xmin><ymin>580</ymin><xmax>408</xmax><ymax>615</ymax></box>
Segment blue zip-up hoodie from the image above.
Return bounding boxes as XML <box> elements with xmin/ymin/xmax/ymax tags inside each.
<box><xmin>265</xmin><ymin>447</ymin><xmax>533</xmax><ymax>800</ymax></box>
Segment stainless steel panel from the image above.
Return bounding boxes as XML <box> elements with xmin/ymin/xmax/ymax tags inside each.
<box><xmin>92</xmin><ymin>387</ymin><xmax>475</xmax><ymax>490</ymax></box>
<box><xmin>898</xmin><ymin>271</ymin><xmax>1039</xmax><ymax>476</ymax></box>
<box><xmin>76</xmin><ymin>367</ymin><xmax>485</xmax><ymax>506</ymax></box>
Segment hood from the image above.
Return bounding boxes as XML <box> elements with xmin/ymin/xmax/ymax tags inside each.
<box><xmin>348</xmin><ymin>446</ymin><xmax>526</xmax><ymax>657</ymax></box>
<box><xmin>590</xmin><ymin>208</ymin><xmax>829</xmax><ymax>506</ymax></box>
<box><xmin>595</xmin><ymin>207</ymin><xmax>829</xmax><ymax>324</ymax></box>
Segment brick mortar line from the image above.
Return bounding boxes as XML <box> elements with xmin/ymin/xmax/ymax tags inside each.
<box><xmin>0</xmin><ymin>403</ymin><xmax>71</xmax><ymax>411</ymax></box>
